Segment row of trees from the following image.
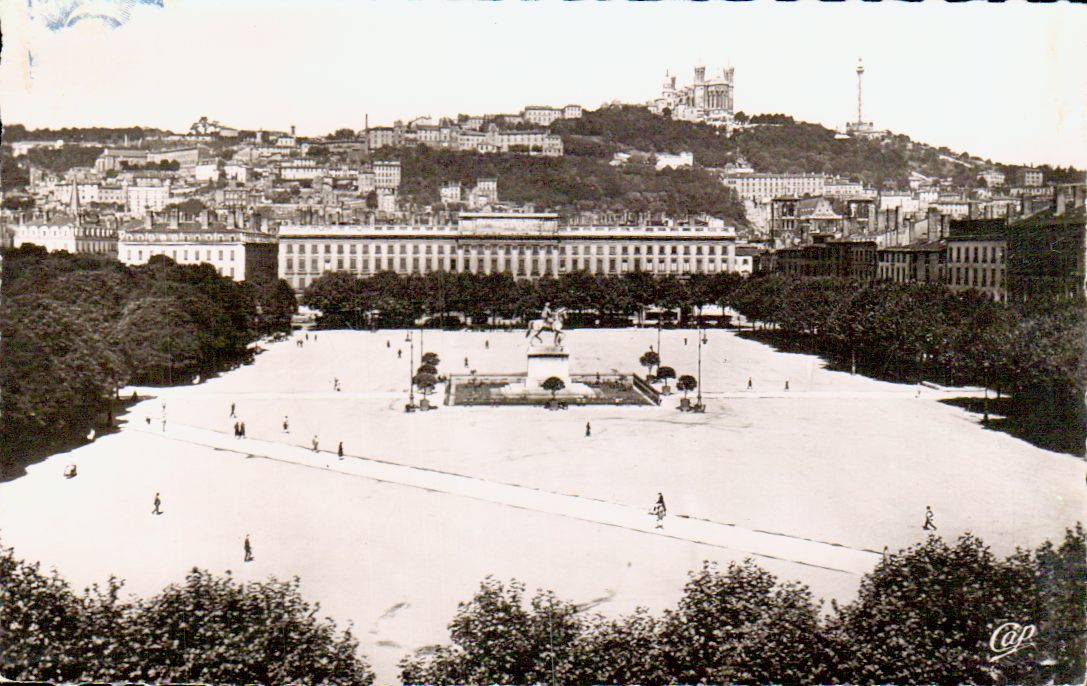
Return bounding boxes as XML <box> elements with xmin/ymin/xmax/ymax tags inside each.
<box><xmin>0</xmin><ymin>543</ymin><xmax>374</xmax><ymax>683</ymax></box>
<box><xmin>727</xmin><ymin>274</ymin><xmax>1086</xmax><ymax>418</ymax></box>
<box><xmin>303</xmin><ymin>270</ymin><xmax>746</xmax><ymax>329</ymax></box>
<box><xmin>401</xmin><ymin>528</ymin><xmax>1085</xmax><ymax>685</ymax></box>
<box><xmin>0</xmin><ymin>246</ymin><xmax>297</xmax><ymax>474</ymax></box>
<box><xmin>304</xmin><ymin>268</ymin><xmax>1083</xmax><ymax>407</ymax></box>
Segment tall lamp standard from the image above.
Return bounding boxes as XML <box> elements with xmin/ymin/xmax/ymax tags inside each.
<box><xmin>656</xmin><ymin>315</ymin><xmax>662</xmax><ymax>363</ymax></box>
<box><xmin>406</xmin><ymin>331</ymin><xmax>415</xmax><ymax>407</ymax></box>
<box><xmin>696</xmin><ymin>306</ymin><xmax>703</xmax><ymax>410</ymax></box>
<box><xmin>982</xmin><ymin>360</ymin><xmax>990</xmax><ymax>424</ymax></box>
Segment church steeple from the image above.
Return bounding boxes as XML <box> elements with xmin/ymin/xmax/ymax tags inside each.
<box><xmin>69</xmin><ymin>183</ymin><xmax>82</xmax><ymax>227</ymax></box>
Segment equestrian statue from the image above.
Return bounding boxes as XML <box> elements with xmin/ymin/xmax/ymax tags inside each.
<box><xmin>525</xmin><ymin>302</ymin><xmax>566</xmax><ymax>347</ymax></box>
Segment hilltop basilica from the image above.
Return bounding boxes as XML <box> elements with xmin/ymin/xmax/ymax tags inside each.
<box><xmin>648</xmin><ymin>65</ymin><xmax>735</xmax><ymax>128</ymax></box>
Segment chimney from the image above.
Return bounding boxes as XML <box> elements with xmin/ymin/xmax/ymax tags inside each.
<box><xmin>291</xmin><ymin>125</ymin><xmax>296</xmax><ymax>137</ymax></box>
<box><xmin>1054</xmin><ymin>186</ymin><xmax>1066</xmax><ymax>216</ymax></box>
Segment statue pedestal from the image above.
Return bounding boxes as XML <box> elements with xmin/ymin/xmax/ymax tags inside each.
<box><xmin>526</xmin><ymin>346</ymin><xmax>571</xmax><ymax>389</ymax></box>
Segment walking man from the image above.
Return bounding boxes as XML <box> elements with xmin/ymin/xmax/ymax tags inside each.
<box><xmin>922</xmin><ymin>505</ymin><xmax>937</xmax><ymax>531</ymax></box>
<box><xmin>230</xmin><ymin>403</ymin><xmax>236</xmax><ymax>418</ymax></box>
<box><xmin>244</xmin><ymin>535</ymin><xmax>253</xmax><ymax>562</ymax></box>
<box><xmin>387</xmin><ymin>340</ymin><xmax>391</xmax><ymax>349</ymax></box>
<box><xmin>240</xmin><ymin>421</ymin><xmax>246</xmax><ymax>439</ymax></box>
<box><xmin>397</xmin><ymin>349</ymin><xmax>402</xmax><ymax>359</ymax></box>
<box><xmin>784</xmin><ymin>380</ymin><xmax>790</xmax><ymax>392</ymax></box>
<box><xmin>312</xmin><ymin>435</ymin><xmax>319</xmax><ymax>452</ymax></box>
<box><xmin>485</xmin><ymin>339</ymin><xmax>489</xmax><ymax>350</ymax></box>
<box><xmin>464</xmin><ymin>356</ymin><xmax>469</xmax><ymax>368</ymax></box>
<box><xmin>282</xmin><ymin>416</ymin><xmax>290</xmax><ymax>433</ymax></box>
<box><xmin>338</xmin><ymin>441</ymin><xmax>344</xmax><ymax>459</ymax></box>
<box><xmin>747</xmin><ymin>377</ymin><xmax>753</xmax><ymax>390</ymax></box>
<box><xmin>653</xmin><ymin>492</ymin><xmax>667</xmax><ymax>529</ymax></box>
<box><xmin>585</xmin><ymin>421</ymin><xmax>591</xmax><ymax>437</ymax></box>
<box><xmin>152</xmin><ymin>492</ymin><xmax>162</xmax><ymax>515</ymax></box>
<box><xmin>234</xmin><ymin>421</ymin><xmax>240</xmax><ymax>439</ymax></box>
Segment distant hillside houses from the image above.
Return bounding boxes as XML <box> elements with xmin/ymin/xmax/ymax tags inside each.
<box><xmin>367</xmin><ymin>121</ymin><xmax>563</xmax><ymax>157</ymax></box>
<box><xmin>364</xmin><ymin>104</ymin><xmax>577</xmax><ymax>157</ymax></box>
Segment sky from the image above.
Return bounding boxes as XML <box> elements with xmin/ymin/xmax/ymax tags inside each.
<box><xmin>1</xmin><ymin>0</ymin><xmax>1084</xmax><ymax>167</ymax></box>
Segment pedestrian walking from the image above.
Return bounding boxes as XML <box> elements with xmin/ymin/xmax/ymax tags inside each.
<box><xmin>747</xmin><ymin>377</ymin><xmax>753</xmax><ymax>390</ymax></box>
<box><xmin>485</xmin><ymin>339</ymin><xmax>489</xmax><ymax>350</ymax></box>
<box><xmin>244</xmin><ymin>535</ymin><xmax>253</xmax><ymax>562</ymax></box>
<box><xmin>684</xmin><ymin>337</ymin><xmax>688</xmax><ymax>346</ymax></box>
<box><xmin>387</xmin><ymin>340</ymin><xmax>391</xmax><ymax>349</ymax></box>
<box><xmin>922</xmin><ymin>505</ymin><xmax>937</xmax><ymax>531</ymax></box>
<box><xmin>234</xmin><ymin>421</ymin><xmax>240</xmax><ymax>438</ymax></box>
<box><xmin>784</xmin><ymin>380</ymin><xmax>790</xmax><ymax>391</ymax></box>
<box><xmin>152</xmin><ymin>492</ymin><xmax>162</xmax><ymax>515</ymax></box>
<box><xmin>312</xmin><ymin>435</ymin><xmax>319</xmax><ymax>452</ymax></box>
<box><xmin>145</xmin><ymin>416</ymin><xmax>151</xmax><ymax>425</ymax></box>
<box><xmin>585</xmin><ymin>421</ymin><xmax>591</xmax><ymax>437</ymax></box>
<box><xmin>240</xmin><ymin>421</ymin><xmax>246</xmax><ymax>438</ymax></box>
<box><xmin>653</xmin><ymin>492</ymin><xmax>667</xmax><ymax>529</ymax></box>
<box><xmin>305</xmin><ymin>333</ymin><xmax>309</xmax><ymax>341</ymax></box>
<box><xmin>338</xmin><ymin>441</ymin><xmax>344</xmax><ymax>459</ymax></box>
<box><xmin>464</xmin><ymin>356</ymin><xmax>469</xmax><ymax>368</ymax></box>
<box><xmin>230</xmin><ymin>403</ymin><xmax>236</xmax><ymax>418</ymax></box>
<box><xmin>398</xmin><ymin>349</ymin><xmax>402</xmax><ymax>359</ymax></box>
<box><xmin>282</xmin><ymin>416</ymin><xmax>290</xmax><ymax>433</ymax></box>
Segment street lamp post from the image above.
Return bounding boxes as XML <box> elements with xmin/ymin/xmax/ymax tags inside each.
<box><xmin>696</xmin><ymin>307</ymin><xmax>703</xmax><ymax>410</ymax></box>
<box><xmin>407</xmin><ymin>331</ymin><xmax>415</xmax><ymax>407</ymax></box>
<box><xmin>982</xmin><ymin>360</ymin><xmax>990</xmax><ymax>424</ymax></box>
<box><xmin>657</xmin><ymin>316</ymin><xmax>662</xmax><ymax>364</ymax></box>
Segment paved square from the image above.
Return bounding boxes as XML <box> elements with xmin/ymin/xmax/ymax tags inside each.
<box><xmin>1</xmin><ymin>328</ymin><xmax>1081</xmax><ymax>683</ymax></box>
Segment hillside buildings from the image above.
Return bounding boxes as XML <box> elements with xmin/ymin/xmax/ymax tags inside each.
<box><xmin>722</xmin><ymin>172</ymin><xmax>828</xmax><ymax>201</ymax></box>
<box><xmin>365</xmin><ymin>106</ymin><xmax>570</xmax><ymax>157</ymax></box>
<box><xmin>649</xmin><ymin>65</ymin><xmax>735</xmax><ymax>128</ymax></box>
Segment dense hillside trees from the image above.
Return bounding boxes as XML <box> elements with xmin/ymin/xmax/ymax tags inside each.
<box><xmin>381</xmin><ymin>145</ymin><xmax>747</xmax><ymax>223</ymax></box>
<box><xmin>402</xmin><ymin>528</ymin><xmax>1085</xmax><ymax>685</ymax></box>
<box><xmin>553</xmin><ymin>106</ymin><xmax>1056</xmax><ymax>190</ymax></box>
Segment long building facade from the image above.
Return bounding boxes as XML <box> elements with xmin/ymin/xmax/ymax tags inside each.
<box><xmin>278</xmin><ymin>213</ymin><xmax>738</xmax><ymax>292</ymax></box>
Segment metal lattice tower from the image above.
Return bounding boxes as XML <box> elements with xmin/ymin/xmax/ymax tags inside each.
<box><xmin>856</xmin><ymin>59</ymin><xmax>865</xmax><ymax>125</ymax></box>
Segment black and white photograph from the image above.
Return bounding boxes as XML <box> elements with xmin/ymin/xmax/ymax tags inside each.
<box><xmin>0</xmin><ymin>1</ymin><xmax>1084</xmax><ymax>684</ymax></box>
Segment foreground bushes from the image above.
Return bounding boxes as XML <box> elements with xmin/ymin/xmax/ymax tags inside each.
<box><xmin>0</xmin><ymin>544</ymin><xmax>374</xmax><ymax>684</ymax></box>
<box><xmin>402</xmin><ymin>527</ymin><xmax>1085</xmax><ymax>685</ymax></box>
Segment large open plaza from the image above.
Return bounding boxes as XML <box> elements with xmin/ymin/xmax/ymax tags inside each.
<box><xmin>0</xmin><ymin>327</ymin><xmax>1082</xmax><ymax>682</ymax></box>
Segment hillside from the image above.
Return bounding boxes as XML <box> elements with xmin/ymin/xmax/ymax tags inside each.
<box><xmin>552</xmin><ymin>106</ymin><xmax>1082</xmax><ymax>190</ymax></box>
<box><xmin>384</xmin><ymin>146</ymin><xmax>747</xmax><ymax>224</ymax></box>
